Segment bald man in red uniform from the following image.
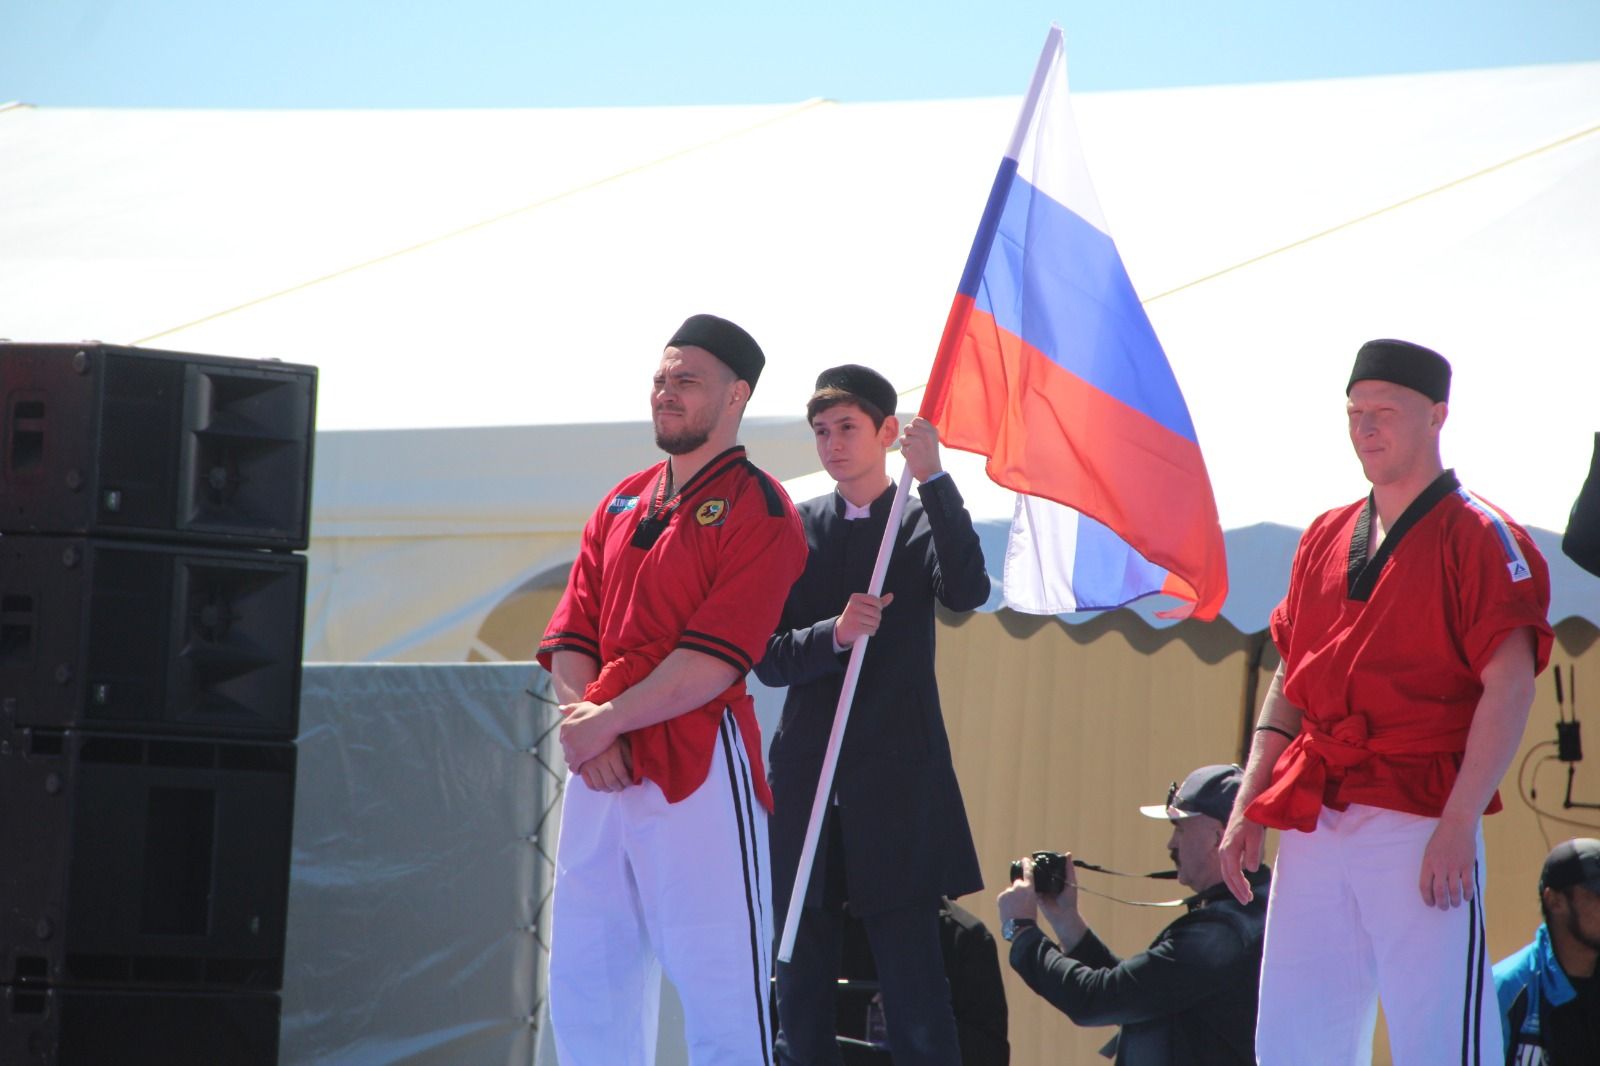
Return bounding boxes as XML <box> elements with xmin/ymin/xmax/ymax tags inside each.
<box><xmin>1220</xmin><ymin>340</ymin><xmax>1552</xmax><ymax>1064</ymax></box>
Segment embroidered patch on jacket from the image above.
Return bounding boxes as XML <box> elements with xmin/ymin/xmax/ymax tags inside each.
<box><xmin>607</xmin><ymin>495</ymin><xmax>639</xmax><ymax>514</ymax></box>
<box><xmin>695</xmin><ymin>498</ymin><xmax>729</xmax><ymax>526</ymax></box>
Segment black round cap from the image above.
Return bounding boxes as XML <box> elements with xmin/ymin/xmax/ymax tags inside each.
<box><xmin>668</xmin><ymin>314</ymin><xmax>765</xmax><ymax>390</ymax></box>
<box><xmin>813</xmin><ymin>364</ymin><xmax>898</xmax><ymax>420</ymax></box>
<box><xmin>1347</xmin><ymin>339</ymin><xmax>1451</xmax><ymax>403</ymax></box>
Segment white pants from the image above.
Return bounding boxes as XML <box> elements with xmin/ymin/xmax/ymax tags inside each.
<box><xmin>549</xmin><ymin>710</ymin><xmax>774</xmax><ymax>1066</ymax></box>
<box><xmin>1256</xmin><ymin>804</ymin><xmax>1502</xmax><ymax>1065</ymax></box>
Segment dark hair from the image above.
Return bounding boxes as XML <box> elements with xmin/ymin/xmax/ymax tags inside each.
<box><xmin>806</xmin><ymin>387</ymin><xmax>888</xmax><ymax>429</ymax></box>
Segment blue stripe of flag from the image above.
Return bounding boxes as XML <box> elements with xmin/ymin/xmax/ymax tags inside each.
<box><xmin>1071</xmin><ymin>512</ymin><xmax>1170</xmax><ymax>610</ymax></box>
<box><xmin>956</xmin><ymin>160</ymin><xmax>1197</xmax><ymax>442</ymax></box>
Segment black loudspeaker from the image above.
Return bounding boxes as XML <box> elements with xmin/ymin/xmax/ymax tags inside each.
<box><xmin>0</xmin><ymin>343</ymin><xmax>316</xmax><ymax>550</ymax></box>
<box><xmin>0</xmin><ymin>729</ymin><xmax>295</xmax><ymax>991</ymax></box>
<box><xmin>2</xmin><ymin>987</ymin><xmax>280</xmax><ymax>1066</ymax></box>
<box><xmin>0</xmin><ymin>537</ymin><xmax>305</xmax><ymax>739</ymax></box>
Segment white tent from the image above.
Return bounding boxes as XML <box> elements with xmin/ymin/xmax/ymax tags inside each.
<box><xmin>3</xmin><ymin>61</ymin><xmax>1599</xmax><ymax>657</ymax></box>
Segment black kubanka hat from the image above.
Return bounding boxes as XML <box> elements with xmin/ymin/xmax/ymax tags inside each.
<box><xmin>1347</xmin><ymin>339</ymin><xmax>1451</xmax><ymax>403</ymax></box>
<box><xmin>668</xmin><ymin>314</ymin><xmax>765</xmax><ymax>390</ymax></box>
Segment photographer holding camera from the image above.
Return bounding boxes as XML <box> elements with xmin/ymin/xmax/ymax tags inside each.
<box><xmin>996</xmin><ymin>765</ymin><xmax>1270</xmax><ymax>1065</ymax></box>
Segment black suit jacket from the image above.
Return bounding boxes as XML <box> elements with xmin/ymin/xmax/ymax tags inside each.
<box><xmin>756</xmin><ymin>475</ymin><xmax>990</xmax><ymax>917</ymax></box>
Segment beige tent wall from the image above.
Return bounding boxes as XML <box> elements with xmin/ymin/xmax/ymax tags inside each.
<box><xmin>1488</xmin><ymin>616</ymin><xmax>1600</xmax><ymax>952</ymax></box>
<box><xmin>303</xmin><ymin>418</ymin><xmax>818</xmax><ymax>664</ymax></box>
<box><xmin>306</xmin><ymin>532</ymin><xmax>577</xmax><ymax>662</ymax></box>
<box><xmin>474</xmin><ymin>586</ymin><xmax>1600</xmax><ymax>1065</ymax></box>
<box><xmin>473</xmin><ymin>584</ymin><xmax>568</xmax><ymax>663</ymax></box>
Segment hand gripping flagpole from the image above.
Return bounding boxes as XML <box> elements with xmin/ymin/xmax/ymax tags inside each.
<box><xmin>776</xmin><ymin>465</ymin><xmax>914</xmax><ymax>963</ymax></box>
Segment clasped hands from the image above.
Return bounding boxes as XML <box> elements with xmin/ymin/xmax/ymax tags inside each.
<box><xmin>559</xmin><ymin>700</ymin><xmax>633</xmax><ymax>793</ymax></box>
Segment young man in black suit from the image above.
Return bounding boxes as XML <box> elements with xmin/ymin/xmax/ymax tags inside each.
<box><xmin>756</xmin><ymin>364</ymin><xmax>991</xmax><ymax>1066</ymax></box>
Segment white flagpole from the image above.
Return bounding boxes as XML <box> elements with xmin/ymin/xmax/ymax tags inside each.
<box><xmin>776</xmin><ymin>464</ymin><xmax>913</xmax><ymax>963</ymax></box>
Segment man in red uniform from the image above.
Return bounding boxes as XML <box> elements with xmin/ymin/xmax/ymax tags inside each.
<box><xmin>538</xmin><ymin>314</ymin><xmax>807</xmax><ymax>1066</ymax></box>
<box><xmin>1219</xmin><ymin>339</ymin><xmax>1552</xmax><ymax>1064</ymax></box>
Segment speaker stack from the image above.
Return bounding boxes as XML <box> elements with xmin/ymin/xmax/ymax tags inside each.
<box><xmin>0</xmin><ymin>343</ymin><xmax>316</xmax><ymax>1066</ymax></box>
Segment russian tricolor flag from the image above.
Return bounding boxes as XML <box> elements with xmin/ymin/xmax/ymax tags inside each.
<box><xmin>920</xmin><ymin>26</ymin><xmax>1228</xmax><ymax>619</ymax></box>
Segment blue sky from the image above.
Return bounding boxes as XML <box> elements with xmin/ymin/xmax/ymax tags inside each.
<box><xmin>3</xmin><ymin>0</ymin><xmax>1597</xmax><ymax>107</ymax></box>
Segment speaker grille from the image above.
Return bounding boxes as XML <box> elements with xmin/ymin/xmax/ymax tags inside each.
<box><xmin>178</xmin><ymin>366</ymin><xmax>313</xmax><ymax>542</ymax></box>
<box><xmin>0</xmin><ymin>343</ymin><xmax>316</xmax><ymax>548</ymax></box>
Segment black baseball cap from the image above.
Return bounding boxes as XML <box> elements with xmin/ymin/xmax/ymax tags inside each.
<box><xmin>1139</xmin><ymin>764</ymin><xmax>1242</xmax><ymax>823</ymax></box>
<box><xmin>1540</xmin><ymin>838</ymin><xmax>1600</xmax><ymax>893</ymax></box>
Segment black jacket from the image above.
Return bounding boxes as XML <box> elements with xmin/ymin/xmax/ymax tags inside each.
<box><xmin>756</xmin><ymin>475</ymin><xmax>989</xmax><ymax>917</ymax></box>
<box><xmin>1564</xmin><ymin>432</ymin><xmax>1600</xmax><ymax>578</ymax></box>
<box><xmin>1008</xmin><ymin>867</ymin><xmax>1271</xmax><ymax>1066</ymax></box>
<box><xmin>839</xmin><ymin>898</ymin><xmax>1011</xmax><ymax>1065</ymax></box>
<box><xmin>937</xmin><ymin>898</ymin><xmax>1012</xmax><ymax>1066</ymax></box>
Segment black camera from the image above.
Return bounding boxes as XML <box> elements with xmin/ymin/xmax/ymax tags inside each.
<box><xmin>1009</xmin><ymin>851</ymin><xmax>1069</xmax><ymax>896</ymax></box>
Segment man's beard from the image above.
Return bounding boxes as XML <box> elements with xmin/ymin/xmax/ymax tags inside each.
<box><xmin>1562</xmin><ymin>901</ymin><xmax>1600</xmax><ymax>953</ymax></box>
<box><xmin>655</xmin><ymin>425</ymin><xmax>711</xmax><ymax>455</ymax></box>
<box><xmin>654</xmin><ymin>408</ymin><xmax>714</xmax><ymax>456</ymax></box>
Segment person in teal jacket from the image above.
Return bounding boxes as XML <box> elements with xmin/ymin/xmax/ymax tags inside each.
<box><xmin>1492</xmin><ymin>838</ymin><xmax>1600</xmax><ymax>1064</ymax></box>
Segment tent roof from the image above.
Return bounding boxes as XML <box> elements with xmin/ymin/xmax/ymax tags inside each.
<box><xmin>5</xmin><ymin>63</ymin><xmax>1598</xmax><ymax>632</ymax></box>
